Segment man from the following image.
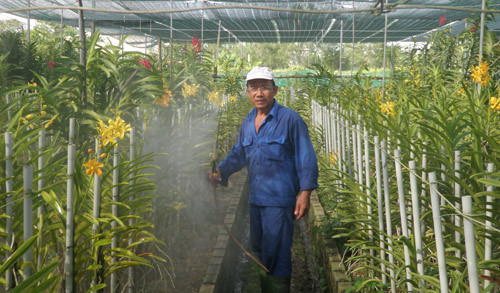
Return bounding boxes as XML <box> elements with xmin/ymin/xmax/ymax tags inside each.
<box><xmin>209</xmin><ymin>66</ymin><xmax>318</xmax><ymax>292</ymax></box>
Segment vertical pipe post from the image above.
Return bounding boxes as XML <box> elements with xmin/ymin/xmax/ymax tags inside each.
<box><xmin>77</xmin><ymin>0</ymin><xmax>87</xmax><ymax>107</ymax></box>
<box><xmin>462</xmin><ymin>196</ymin><xmax>480</xmax><ymax>293</ymax></box>
<box><xmin>356</xmin><ymin>119</ymin><xmax>363</xmax><ymax>187</ymax></box>
<box><xmin>339</xmin><ymin>20</ymin><xmax>343</xmax><ymax>75</ymax></box>
<box><xmin>5</xmin><ymin>132</ymin><xmax>14</xmax><ymax>289</ymax></box>
<box><xmin>454</xmin><ymin>151</ymin><xmax>462</xmax><ymax>260</ymax></box>
<box><xmin>37</xmin><ymin>129</ymin><xmax>46</xmax><ymax>270</ymax></box>
<box><xmin>340</xmin><ymin>115</ymin><xmax>346</xmax><ymax>176</ymax></box>
<box><xmin>351</xmin><ymin>1</ymin><xmax>355</xmax><ymax>78</ymax></box>
<box><xmin>6</xmin><ymin>95</ymin><xmax>12</xmax><ymax>121</ymax></box>
<box><xmin>374</xmin><ymin>136</ymin><xmax>386</xmax><ymax>283</ymax></box>
<box><xmin>127</xmin><ymin>129</ymin><xmax>136</xmax><ymax>293</ymax></box>
<box><xmin>60</xmin><ymin>9</ymin><xmax>64</xmax><ymax>56</ymax></box>
<box><xmin>110</xmin><ymin>141</ymin><xmax>119</xmax><ymax>293</ymax></box>
<box><xmin>90</xmin><ymin>138</ymin><xmax>102</xmax><ymax>291</ymax></box>
<box><xmin>484</xmin><ymin>163</ymin><xmax>494</xmax><ymax>289</ymax></box>
<box><xmin>420</xmin><ymin>142</ymin><xmax>427</xmax><ymax>236</ymax></box>
<box><xmin>395</xmin><ymin>150</ymin><xmax>412</xmax><ymax>292</ymax></box>
<box><xmin>381</xmin><ymin>1</ymin><xmax>388</xmax><ymax>98</ymax></box>
<box><xmin>65</xmin><ymin>144</ymin><xmax>76</xmax><ymax>293</ymax></box>
<box><xmin>170</xmin><ymin>0</ymin><xmax>173</xmax><ymax>79</ymax></box>
<box><xmin>381</xmin><ymin>141</ymin><xmax>395</xmax><ymax>292</ymax></box>
<box><xmin>24</xmin><ymin>165</ymin><xmax>34</xmax><ymax>280</ymax></box>
<box><xmin>346</xmin><ymin>116</ymin><xmax>352</xmax><ymax>178</ymax></box>
<box><xmin>363</xmin><ymin>127</ymin><xmax>374</xmax><ymax>260</ymax></box>
<box><xmin>409</xmin><ymin>161</ymin><xmax>424</xmax><ymax>286</ymax></box>
<box><xmin>69</xmin><ymin>118</ymin><xmax>75</xmax><ymax>144</ymax></box>
<box><xmin>429</xmin><ymin>172</ymin><xmax>448</xmax><ymax>293</ymax></box>
<box><xmin>351</xmin><ymin>116</ymin><xmax>358</xmax><ymax>182</ymax></box>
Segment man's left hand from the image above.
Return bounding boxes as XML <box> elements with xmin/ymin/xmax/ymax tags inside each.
<box><xmin>294</xmin><ymin>190</ymin><xmax>312</xmax><ymax>219</ymax></box>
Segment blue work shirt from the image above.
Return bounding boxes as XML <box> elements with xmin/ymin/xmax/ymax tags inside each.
<box><xmin>218</xmin><ymin>100</ymin><xmax>319</xmax><ymax>207</ymax></box>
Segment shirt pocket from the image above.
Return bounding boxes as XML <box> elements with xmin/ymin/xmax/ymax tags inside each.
<box><xmin>242</xmin><ymin>135</ymin><xmax>253</xmax><ymax>148</ymax></box>
<box><xmin>263</xmin><ymin>136</ymin><xmax>286</xmax><ymax>161</ymax></box>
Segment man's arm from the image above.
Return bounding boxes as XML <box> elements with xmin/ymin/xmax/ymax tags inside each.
<box><xmin>294</xmin><ymin>189</ymin><xmax>312</xmax><ymax>219</ymax></box>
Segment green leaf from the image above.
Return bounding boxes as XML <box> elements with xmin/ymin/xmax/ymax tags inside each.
<box><xmin>0</xmin><ymin>235</ymin><xmax>37</xmax><ymax>276</ymax></box>
<box><xmin>9</xmin><ymin>261</ymin><xmax>59</xmax><ymax>293</ymax></box>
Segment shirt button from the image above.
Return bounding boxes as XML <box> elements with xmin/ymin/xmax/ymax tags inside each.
<box><xmin>257</xmin><ymin>145</ymin><xmax>260</xmax><ymax>148</ymax></box>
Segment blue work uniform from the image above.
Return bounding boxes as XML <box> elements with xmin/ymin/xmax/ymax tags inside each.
<box><xmin>218</xmin><ymin>99</ymin><xmax>319</xmax><ymax>277</ymax></box>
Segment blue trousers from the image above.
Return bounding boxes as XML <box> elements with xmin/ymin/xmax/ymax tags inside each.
<box><xmin>250</xmin><ymin>204</ymin><xmax>295</xmax><ymax>278</ymax></box>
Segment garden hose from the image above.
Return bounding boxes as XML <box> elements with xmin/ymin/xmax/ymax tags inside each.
<box><xmin>211</xmin><ymin>108</ymin><xmax>269</xmax><ymax>273</ymax></box>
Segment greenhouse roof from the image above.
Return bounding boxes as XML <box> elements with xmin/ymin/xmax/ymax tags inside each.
<box><xmin>1</xmin><ymin>1</ymin><xmax>499</xmax><ymax>44</ymax></box>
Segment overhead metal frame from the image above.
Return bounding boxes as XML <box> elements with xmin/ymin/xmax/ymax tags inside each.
<box><xmin>1</xmin><ymin>1</ymin><xmax>498</xmax><ymax>44</ymax></box>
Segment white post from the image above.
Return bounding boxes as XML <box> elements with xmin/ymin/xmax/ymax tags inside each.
<box><xmin>37</xmin><ymin>128</ymin><xmax>45</xmax><ymax>270</ymax></box>
<box><xmin>351</xmin><ymin>117</ymin><xmax>358</xmax><ymax>182</ymax></box>
<box><xmin>65</xmin><ymin>144</ymin><xmax>75</xmax><ymax>293</ymax></box>
<box><xmin>420</xmin><ymin>142</ymin><xmax>428</xmax><ymax>236</ymax></box>
<box><xmin>484</xmin><ymin>163</ymin><xmax>494</xmax><ymax>289</ymax></box>
<box><xmin>5</xmin><ymin>132</ymin><xmax>14</xmax><ymax>290</ymax></box>
<box><xmin>462</xmin><ymin>196</ymin><xmax>480</xmax><ymax>293</ymax></box>
<box><xmin>429</xmin><ymin>172</ymin><xmax>448</xmax><ymax>293</ymax></box>
<box><xmin>381</xmin><ymin>141</ymin><xmax>396</xmax><ymax>292</ymax></box>
<box><xmin>23</xmin><ymin>165</ymin><xmax>34</xmax><ymax>280</ymax></box>
<box><xmin>356</xmin><ymin>119</ymin><xmax>363</xmax><ymax>187</ymax></box>
<box><xmin>454</xmin><ymin>151</ymin><xmax>462</xmax><ymax>260</ymax></box>
<box><xmin>90</xmin><ymin>138</ymin><xmax>102</xmax><ymax>291</ymax></box>
<box><xmin>409</xmin><ymin>160</ymin><xmax>424</xmax><ymax>286</ymax></box>
<box><xmin>6</xmin><ymin>95</ymin><xmax>12</xmax><ymax>121</ymax></box>
<box><xmin>340</xmin><ymin>115</ymin><xmax>346</xmax><ymax>176</ymax></box>
<box><xmin>395</xmin><ymin>150</ymin><xmax>412</xmax><ymax>292</ymax></box>
<box><xmin>346</xmin><ymin>117</ymin><xmax>353</xmax><ymax>178</ymax></box>
<box><xmin>110</xmin><ymin>141</ymin><xmax>119</xmax><ymax>293</ymax></box>
<box><xmin>69</xmin><ymin>118</ymin><xmax>75</xmax><ymax>144</ymax></box>
<box><xmin>127</xmin><ymin>129</ymin><xmax>135</xmax><ymax>293</ymax></box>
<box><xmin>363</xmin><ymin>127</ymin><xmax>374</xmax><ymax>259</ymax></box>
<box><xmin>374</xmin><ymin>136</ymin><xmax>386</xmax><ymax>283</ymax></box>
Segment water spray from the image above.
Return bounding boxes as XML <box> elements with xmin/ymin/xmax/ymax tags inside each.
<box><xmin>211</xmin><ymin>106</ymin><xmax>269</xmax><ymax>273</ymax></box>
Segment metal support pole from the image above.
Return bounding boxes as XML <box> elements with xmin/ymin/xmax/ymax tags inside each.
<box><xmin>339</xmin><ymin>20</ymin><xmax>343</xmax><ymax>75</ymax></box>
<box><xmin>395</xmin><ymin>150</ymin><xmax>413</xmax><ymax>292</ymax></box>
<box><xmin>65</xmin><ymin>145</ymin><xmax>76</xmax><ymax>293</ymax></box>
<box><xmin>484</xmin><ymin>163</ymin><xmax>494</xmax><ymax>289</ymax></box>
<box><xmin>110</xmin><ymin>141</ymin><xmax>119</xmax><ymax>293</ymax></box>
<box><xmin>5</xmin><ymin>132</ymin><xmax>14</xmax><ymax>290</ymax></box>
<box><xmin>24</xmin><ymin>165</ymin><xmax>34</xmax><ymax>280</ymax></box>
<box><xmin>409</xmin><ymin>161</ymin><xmax>424</xmax><ymax>287</ymax></box>
<box><xmin>37</xmin><ymin>129</ymin><xmax>45</xmax><ymax>270</ymax></box>
<box><xmin>429</xmin><ymin>172</ymin><xmax>448</xmax><ymax>293</ymax></box>
<box><xmin>381</xmin><ymin>141</ymin><xmax>395</xmax><ymax>292</ymax></box>
<box><xmin>462</xmin><ymin>196</ymin><xmax>480</xmax><ymax>293</ymax></box>
<box><xmin>374</xmin><ymin>136</ymin><xmax>386</xmax><ymax>283</ymax></box>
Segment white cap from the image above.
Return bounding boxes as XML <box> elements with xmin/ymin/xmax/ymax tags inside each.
<box><xmin>246</xmin><ymin>66</ymin><xmax>275</xmax><ymax>82</ymax></box>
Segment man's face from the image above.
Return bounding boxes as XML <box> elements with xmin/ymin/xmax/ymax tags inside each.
<box><xmin>246</xmin><ymin>79</ymin><xmax>278</xmax><ymax>113</ymax></box>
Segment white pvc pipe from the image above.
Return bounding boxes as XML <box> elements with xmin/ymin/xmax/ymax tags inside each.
<box><xmin>351</xmin><ymin>117</ymin><xmax>358</xmax><ymax>183</ymax></box>
<box><xmin>65</xmin><ymin>144</ymin><xmax>75</xmax><ymax>292</ymax></box>
<box><xmin>356</xmin><ymin>119</ymin><xmax>363</xmax><ymax>188</ymax></box>
<box><xmin>37</xmin><ymin>128</ymin><xmax>45</xmax><ymax>270</ymax></box>
<box><xmin>363</xmin><ymin>127</ymin><xmax>374</xmax><ymax>259</ymax></box>
<box><xmin>24</xmin><ymin>165</ymin><xmax>34</xmax><ymax>280</ymax></box>
<box><xmin>440</xmin><ymin>146</ymin><xmax>446</xmax><ymax>208</ymax></box>
<box><xmin>374</xmin><ymin>136</ymin><xmax>386</xmax><ymax>283</ymax></box>
<box><xmin>110</xmin><ymin>141</ymin><xmax>119</xmax><ymax>293</ymax></box>
<box><xmin>332</xmin><ymin>105</ymin><xmax>337</xmax><ymax>156</ymax></box>
<box><xmin>345</xmin><ymin>116</ymin><xmax>352</xmax><ymax>178</ymax></box>
<box><xmin>429</xmin><ymin>172</ymin><xmax>448</xmax><ymax>293</ymax></box>
<box><xmin>341</xmin><ymin>115</ymin><xmax>346</xmax><ymax>176</ymax></box>
<box><xmin>409</xmin><ymin>160</ymin><xmax>424</xmax><ymax>286</ymax></box>
<box><xmin>6</xmin><ymin>95</ymin><xmax>12</xmax><ymax>121</ymax></box>
<box><xmin>69</xmin><ymin>117</ymin><xmax>75</xmax><ymax>144</ymax></box>
<box><xmin>420</xmin><ymin>142</ymin><xmax>428</xmax><ymax>236</ymax></box>
<box><xmin>5</xmin><ymin>132</ymin><xmax>14</xmax><ymax>289</ymax></box>
<box><xmin>454</xmin><ymin>151</ymin><xmax>462</xmax><ymax>260</ymax></box>
<box><xmin>127</xmin><ymin>129</ymin><xmax>135</xmax><ymax>293</ymax></box>
<box><xmin>381</xmin><ymin>141</ymin><xmax>396</xmax><ymax>292</ymax></box>
<box><xmin>462</xmin><ymin>195</ymin><xmax>480</xmax><ymax>293</ymax></box>
<box><xmin>394</xmin><ymin>150</ymin><xmax>412</xmax><ymax>292</ymax></box>
<box><xmin>484</xmin><ymin>163</ymin><xmax>494</xmax><ymax>289</ymax></box>
<box><xmin>90</xmin><ymin>138</ymin><xmax>102</xmax><ymax>291</ymax></box>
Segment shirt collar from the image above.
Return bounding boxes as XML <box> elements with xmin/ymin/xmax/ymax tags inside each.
<box><xmin>268</xmin><ymin>99</ymin><xmax>279</xmax><ymax>119</ymax></box>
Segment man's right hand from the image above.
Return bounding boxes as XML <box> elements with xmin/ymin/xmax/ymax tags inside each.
<box><xmin>207</xmin><ymin>168</ymin><xmax>222</xmax><ymax>186</ymax></box>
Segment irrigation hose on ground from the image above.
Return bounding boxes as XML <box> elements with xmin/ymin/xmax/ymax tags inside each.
<box><xmin>210</xmin><ymin>108</ymin><xmax>269</xmax><ymax>273</ymax></box>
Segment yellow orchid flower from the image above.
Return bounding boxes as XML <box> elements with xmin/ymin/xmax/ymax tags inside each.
<box><xmin>83</xmin><ymin>159</ymin><xmax>104</xmax><ymax>177</ymax></box>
